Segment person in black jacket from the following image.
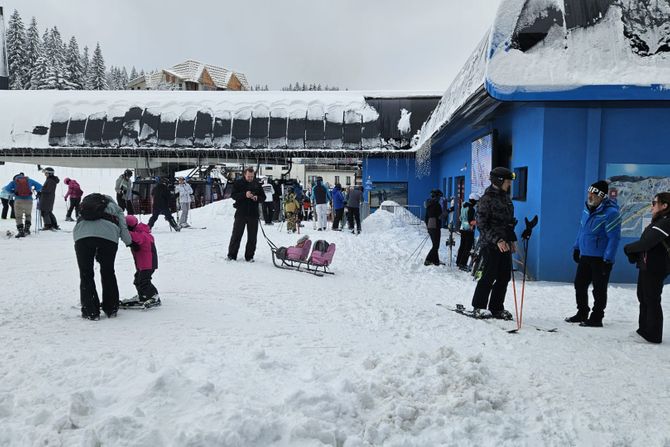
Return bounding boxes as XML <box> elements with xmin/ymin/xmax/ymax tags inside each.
<box><xmin>471</xmin><ymin>167</ymin><xmax>517</xmax><ymax>319</ymax></box>
<box><xmin>148</xmin><ymin>177</ymin><xmax>180</xmax><ymax>232</ymax></box>
<box><xmin>424</xmin><ymin>189</ymin><xmax>445</xmax><ymax>266</ymax></box>
<box><xmin>40</xmin><ymin>167</ymin><xmax>60</xmax><ymax>230</ymax></box>
<box><xmin>227</xmin><ymin>167</ymin><xmax>266</xmax><ymax>262</ymax></box>
<box><xmin>624</xmin><ymin>192</ymin><xmax>670</xmax><ymax>343</ymax></box>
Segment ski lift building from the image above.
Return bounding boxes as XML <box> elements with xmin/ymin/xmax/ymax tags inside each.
<box><xmin>363</xmin><ymin>0</ymin><xmax>670</xmax><ymax>283</ymax></box>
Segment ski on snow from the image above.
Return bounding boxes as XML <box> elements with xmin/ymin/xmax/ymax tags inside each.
<box><xmin>436</xmin><ymin>303</ymin><xmax>557</xmax><ymax>333</ymax></box>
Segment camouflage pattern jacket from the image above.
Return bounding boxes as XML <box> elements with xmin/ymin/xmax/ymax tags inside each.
<box><xmin>476</xmin><ymin>185</ymin><xmax>517</xmax><ymax>247</ymax></box>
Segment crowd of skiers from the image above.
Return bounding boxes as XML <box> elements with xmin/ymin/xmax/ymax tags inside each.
<box><xmin>1</xmin><ymin>168</ymin><xmax>84</xmax><ymax>237</ymax></box>
<box><xmin>427</xmin><ymin>166</ymin><xmax>670</xmax><ymax>344</ymax></box>
<box><xmin>225</xmin><ymin>169</ymin><xmax>364</xmax><ymax>262</ymax></box>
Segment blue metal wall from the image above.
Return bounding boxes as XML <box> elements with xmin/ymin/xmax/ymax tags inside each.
<box><xmin>364</xmin><ymin>101</ymin><xmax>670</xmax><ymax>284</ymax></box>
<box><xmin>362</xmin><ymin>156</ymin><xmax>435</xmax><ymax>214</ymax></box>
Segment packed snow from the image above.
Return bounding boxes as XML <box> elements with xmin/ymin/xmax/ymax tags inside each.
<box><xmin>1</xmin><ymin>162</ymin><xmax>670</xmax><ymax>446</ymax></box>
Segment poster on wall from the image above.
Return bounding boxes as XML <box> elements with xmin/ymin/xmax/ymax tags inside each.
<box><xmin>471</xmin><ymin>134</ymin><xmax>493</xmax><ymax>197</ymax></box>
<box><xmin>606</xmin><ymin>163</ymin><xmax>670</xmax><ymax>237</ymax></box>
<box><xmin>369</xmin><ymin>182</ymin><xmax>408</xmax><ymax>208</ymax></box>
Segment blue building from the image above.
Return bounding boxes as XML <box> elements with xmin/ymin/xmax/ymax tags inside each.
<box><xmin>364</xmin><ymin>0</ymin><xmax>670</xmax><ymax>282</ymax></box>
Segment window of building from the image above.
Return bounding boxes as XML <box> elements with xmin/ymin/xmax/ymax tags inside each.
<box><xmin>512</xmin><ymin>167</ymin><xmax>528</xmax><ymax>201</ymax></box>
<box><xmin>335</xmin><ymin>175</ymin><xmax>340</xmax><ymax>184</ymax></box>
<box><xmin>265</xmin><ymin>166</ymin><xmax>273</xmax><ymax>170</ymax></box>
<box><xmin>346</xmin><ymin>176</ymin><xmax>351</xmax><ymax>185</ymax></box>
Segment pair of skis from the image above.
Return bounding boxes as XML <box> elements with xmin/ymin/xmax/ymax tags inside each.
<box><xmin>437</xmin><ymin>303</ymin><xmax>557</xmax><ymax>333</ymax></box>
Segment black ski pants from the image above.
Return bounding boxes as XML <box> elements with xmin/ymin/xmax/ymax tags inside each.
<box><xmin>262</xmin><ymin>202</ymin><xmax>274</xmax><ymax>224</ymax></box>
<box><xmin>1</xmin><ymin>198</ymin><xmax>14</xmax><ymax>219</ymax></box>
<box><xmin>148</xmin><ymin>208</ymin><xmax>177</xmax><ymax>229</ymax></box>
<box><xmin>134</xmin><ymin>269</ymin><xmax>158</xmax><ymax>301</ymax></box>
<box><xmin>348</xmin><ymin>207</ymin><xmax>361</xmax><ymax>231</ymax></box>
<box><xmin>456</xmin><ymin>230</ymin><xmax>475</xmax><ymax>267</ymax></box>
<box><xmin>67</xmin><ymin>198</ymin><xmax>81</xmax><ymax>219</ymax></box>
<box><xmin>117</xmin><ymin>193</ymin><xmax>135</xmax><ymax>215</ymax></box>
<box><xmin>425</xmin><ymin>228</ymin><xmax>441</xmax><ymax>265</ymax></box>
<box><xmin>573</xmin><ymin>256</ymin><xmax>611</xmax><ymax>319</ymax></box>
<box><xmin>472</xmin><ymin>245</ymin><xmax>512</xmax><ymax>311</ymax></box>
<box><xmin>636</xmin><ymin>270</ymin><xmax>667</xmax><ymax>343</ymax></box>
<box><xmin>75</xmin><ymin>237</ymin><xmax>119</xmax><ymax>318</ymax></box>
<box><xmin>227</xmin><ymin>215</ymin><xmax>259</xmax><ymax>261</ymax></box>
<box><xmin>332</xmin><ymin>208</ymin><xmax>344</xmax><ymax>230</ymax></box>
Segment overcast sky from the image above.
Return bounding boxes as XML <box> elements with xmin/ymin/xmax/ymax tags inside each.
<box><xmin>2</xmin><ymin>0</ymin><xmax>500</xmax><ymax>91</ymax></box>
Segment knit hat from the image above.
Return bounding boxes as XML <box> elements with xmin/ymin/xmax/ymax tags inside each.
<box><xmin>588</xmin><ymin>180</ymin><xmax>609</xmax><ymax>198</ymax></box>
<box><xmin>125</xmin><ymin>215</ymin><xmax>139</xmax><ymax>229</ymax></box>
<box><xmin>469</xmin><ymin>192</ymin><xmax>480</xmax><ymax>201</ymax></box>
<box><xmin>64</xmin><ymin>177</ymin><xmax>71</xmax><ymax>184</ymax></box>
<box><xmin>43</xmin><ymin>167</ymin><xmax>55</xmax><ymax>175</ymax></box>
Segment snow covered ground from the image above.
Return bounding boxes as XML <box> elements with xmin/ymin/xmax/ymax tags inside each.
<box><xmin>1</xmin><ymin>162</ymin><xmax>669</xmax><ymax>447</ymax></box>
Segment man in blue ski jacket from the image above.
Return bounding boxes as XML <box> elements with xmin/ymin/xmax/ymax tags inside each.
<box><xmin>567</xmin><ymin>180</ymin><xmax>621</xmax><ymax>327</ymax></box>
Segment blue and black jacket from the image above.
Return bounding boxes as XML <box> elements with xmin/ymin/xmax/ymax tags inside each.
<box><xmin>573</xmin><ymin>198</ymin><xmax>622</xmax><ymax>263</ymax></box>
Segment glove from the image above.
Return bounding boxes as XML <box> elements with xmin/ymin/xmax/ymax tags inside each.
<box><xmin>35</xmin><ymin>192</ymin><xmax>41</xmax><ymax>198</ymax></box>
<box><xmin>521</xmin><ymin>228</ymin><xmax>532</xmax><ymax>240</ymax></box>
<box><xmin>573</xmin><ymin>249</ymin><xmax>580</xmax><ymax>264</ymax></box>
<box><xmin>626</xmin><ymin>253</ymin><xmax>638</xmax><ymax>264</ymax></box>
<box><xmin>602</xmin><ymin>261</ymin><xmax>613</xmax><ymax>276</ymax></box>
<box><xmin>129</xmin><ymin>242</ymin><xmax>140</xmax><ymax>251</ymax></box>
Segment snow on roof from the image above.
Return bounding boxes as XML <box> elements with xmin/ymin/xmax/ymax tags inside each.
<box><xmin>170</xmin><ymin>59</ymin><xmax>250</xmax><ymax>90</ymax></box>
<box><xmin>0</xmin><ymin>90</ymin><xmax>382</xmax><ymax>150</ymax></box>
<box><xmin>129</xmin><ymin>60</ymin><xmax>250</xmax><ymax>90</ymax></box>
<box><xmin>413</xmin><ymin>0</ymin><xmax>670</xmax><ymax>152</ymax></box>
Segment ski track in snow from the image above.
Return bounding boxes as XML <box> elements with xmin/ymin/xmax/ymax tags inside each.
<box><xmin>1</xmin><ymin>162</ymin><xmax>670</xmax><ymax>446</ymax></box>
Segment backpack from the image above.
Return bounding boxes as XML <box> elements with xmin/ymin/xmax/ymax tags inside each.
<box><xmin>79</xmin><ymin>193</ymin><xmax>117</xmax><ymax>224</ymax></box>
<box><xmin>15</xmin><ymin>177</ymin><xmax>31</xmax><ymax>196</ymax></box>
<box><xmin>313</xmin><ymin>240</ymin><xmax>329</xmax><ymax>253</ymax></box>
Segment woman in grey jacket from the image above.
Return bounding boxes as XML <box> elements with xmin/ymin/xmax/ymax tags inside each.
<box><xmin>73</xmin><ymin>195</ymin><xmax>132</xmax><ymax>320</ymax></box>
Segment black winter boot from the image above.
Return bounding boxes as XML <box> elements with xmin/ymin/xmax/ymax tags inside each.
<box><xmin>24</xmin><ymin>222</ymin><xmax>31</xmax><ymax>235</ymax></box>
<box><xmin>580</xmin><ymin>313</ymin><xmax>603</xmax><ymax>327</ymax></box>
<box><xmin>15</xmin><ymin>224</ymin><xmax>25</xmax><ymax>238</ymax></box>
<box><xmin>565</xmin><ymin>312</ymin><xmax>588</xmax><ymax>323</ymax></box>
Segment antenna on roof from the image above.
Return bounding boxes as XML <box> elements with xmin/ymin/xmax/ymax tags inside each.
<box><xmin>0</xmin><ymin>6</ymin><xmax>8</xmax><ymax>90</ymax></box>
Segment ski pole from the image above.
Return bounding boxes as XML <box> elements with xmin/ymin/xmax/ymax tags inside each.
<box><xmin>512</xmin><ymin>264</ymin><xmax>521</xmax><ymax>330</ymax></box>
<box><xmin>519</xmin><ymin>238</ymin><xmax>529</xmax><ymax>328</ymax></box>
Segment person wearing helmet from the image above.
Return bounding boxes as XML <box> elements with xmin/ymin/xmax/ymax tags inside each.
<box><xmin>40</xmin><ymin>167</ymin><xmax>60</xmax><ymax>230</ymax></box>
<box><xmin>115</xmin><ymin>169</ymin><xmax>135</xmax><ymax>215</ymax></box>
<box><xmin>456</xmin><ymin>192</ymin><xmax>480</xmax><ymax>270</ymax></box>
<box><xmin>424</xmin><ymin>189</ymin><xmax>445</xmax><ymax>266</ymax></box>
<box><xmin>470</xmin><ymin>167</ymin><xmax>517</xmax><ymax>319</ymax></box>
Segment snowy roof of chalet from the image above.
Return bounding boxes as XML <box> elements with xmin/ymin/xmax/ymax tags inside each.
<box><xmin>130</xmin><ymin>59</ymin><xmax>250</xmax><ymax>90</ymax></box>
<box><xmin>414</xmin><ymin>0</ymin><xmax>670</xmax><ymax>150</ymax></box>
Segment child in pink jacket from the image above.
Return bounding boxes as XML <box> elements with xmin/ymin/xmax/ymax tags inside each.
<box><xmin>121</xmin><ymin>215</ymin><xmax>161</xmax><ymax>308</ymax></box>
<box><xmin>63</xmin><ymin>177</ymin><xmax>83</xmax><ymax>221</ymax></box>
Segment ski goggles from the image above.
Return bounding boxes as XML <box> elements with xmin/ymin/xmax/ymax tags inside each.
<box><xmin>587</xmin><ymin>186</ymin><xmax>607</xmax><ymax>198</ymax></box>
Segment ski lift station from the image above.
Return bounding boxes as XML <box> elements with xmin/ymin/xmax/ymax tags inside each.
<box><xmin>364</xmin><ymin>0</ymin><xmax>670</xmax><ymax>283</ymax></box>
<box><xmin>2</xmin><ymin>0</ymin><xmax>670</xmax><ymax>283</ymax></box>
